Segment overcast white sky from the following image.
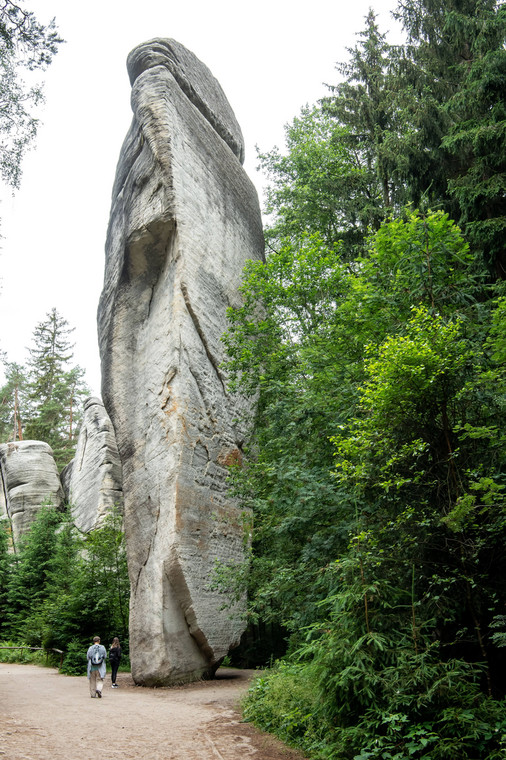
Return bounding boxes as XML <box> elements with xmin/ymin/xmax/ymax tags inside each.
<box><xmin>0</xmin><ymin>0</ymin><xmax>401</xmax><ymax>396</ymax></box>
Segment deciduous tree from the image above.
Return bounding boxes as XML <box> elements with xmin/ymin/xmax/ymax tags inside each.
<box><xmin>0</xmin><ymin>0</ymin><xmax>62</xmax><ymax>188</ymax></box>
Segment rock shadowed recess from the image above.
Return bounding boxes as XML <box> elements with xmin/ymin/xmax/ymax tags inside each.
<box><xmin>61</xmin><ymin>397</ymin><xmax>123</xmax><ymax>533</ymax></box>
<box><xmin>0</xmin><ymin>440</ymin><xmax>63</xmax><ymax>549</ymax></box>
<box><xmin>97</xmin><ymin>38</ymin><xmax>264</xmax><ymax>686</ymax></box>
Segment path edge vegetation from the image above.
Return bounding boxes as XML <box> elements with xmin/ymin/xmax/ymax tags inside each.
<box><xmin>223</xmin><ymin>1</ymin><xmax>506</xmax><ymax>758</ymax></box>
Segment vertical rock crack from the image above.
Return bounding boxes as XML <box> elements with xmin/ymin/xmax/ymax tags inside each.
<box><xmin>180</xmin><ymin>281</ymin><xmax>227</xmax><ymax>395</ymax></box>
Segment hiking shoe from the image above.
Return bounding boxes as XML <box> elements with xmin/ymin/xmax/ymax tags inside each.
<box><xmin>96</xmin><ymin>691</ymin><xmax>102</xmax><ymax>698</ymax></box>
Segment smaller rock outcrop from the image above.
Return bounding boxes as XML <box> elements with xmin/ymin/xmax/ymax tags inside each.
<box><xmin>61</xmin><ymin>397</ymin><xmax>123</xmax><ymax>532</ymax></box>
<box><xmin>0</xmin><ymin>440</ymin><xmax>64</xmax><ymax>548</ymax></box>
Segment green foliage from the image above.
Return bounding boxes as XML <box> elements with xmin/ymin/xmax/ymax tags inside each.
<box><xmin>226</xmin><ymin>205</ymin><xmax>506</xmax><ymax>754</ymax></box>
<box><xmin>6</xmin><ymin>502</ymin><xmax>62</xmax><ymax>641</ymax></box>
<box><xmin>442</xmin><ymin>3</ymin><xmax>506</xmax><ymax>278</ymax></box>
<box><xmin>394</xmin><ymin>0</ymin><xmax>506</xmax><ymax>276</ymax></box>
<box><xmin>259</xmin><ymin>12</ymin><xmax>410</xmax><ymax>259</ymax></box>
<box><xmin>487</xmin><ymin>295</ymin><xmax>506</xmax><ymax>364</ymax></box>
<box><xmin>0</xmin><ymin>641</ymin><xmax>48</xmax><ymax>666</ymax></box>
<box><xmin>0</xmin><ymin>0</ymin><xmax>62</xmax><ymax>188</ymax></box>
<box><xmin>60</xmin><ymin>638</ymin><xmax>86</xmax><ymax>676</ymax></box>
<box><xmin>258</xmin><ymin>107</ymin><xmax>369</xmax><ymax>252</ymax></box>
<box><xmin>244</xmin><ymin>542</ymin><xmax>506</xmax><ymax>759</ymax></box>
<box><xmin>242</xmin><ymin>661</ymin><xmax>327</xmax><ymax>754</ymax></box>
<box><xmin>0</xmin><ymin>361</ymin><xmax>27</xmax><ymax>442</ymax></box>
<box><xmin>1</xmin><ymin>505</ymin><xmax>130</xmax><ymax>663</ymax></box>
<box><xmin>41</xmin><ymin>506</ymin><xmax>130</xmax><ymax>650</ymax></box>
<box><xmin>229</xmin><ymin>1</ymin><xmax>506</xmax><ymax>754</ymax></box>
<box><xmin>0</xmin><ymin>521</ymin><xmax>12</xmax><ymax>638</ymax></box>
<box><xmin>0</xmin><ymin>308</ymin><xmax>90</xmax><ymax>468</ymax></box>
<box><xmin>25</xmin><ymin>308</ymin><xmax>85</xmax><ymax>466</ymax></box>
<box><xmin>224</xmin><ymin>234</ymin><xmax>360</xmax><ymax>641</ymax></box>
<box><xmin>323</xmin><ymin>11</ymin><xmax>408</xmax><ymax>222</ymax></box>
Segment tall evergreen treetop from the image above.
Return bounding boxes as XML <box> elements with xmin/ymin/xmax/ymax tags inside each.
<box><xmin>323</xmin><ymin>11</ymin><xmax>406</xmax><ymax>226</ymax></box>
<box><xmin>23</xmin><ymin>308</ymin><xmax>89</xmax><ymax>467</ymax></box>
<box><xmin>27</xmin><ymin>308</ymin><xmax>73</xmax><ymax>398</ymax></box>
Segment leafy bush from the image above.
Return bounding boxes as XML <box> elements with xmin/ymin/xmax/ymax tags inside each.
<box><xmin>245</xmin><ymin>653</ymin><xmax>506</xmax><ymax>760</ymax></box>
<box><xmin>243</xmin><ymin>661</ymin><xmax>329</xmax><ymax>757</ymax></box>
<box><xmin>60</xmin><ymin>639</ymin><xmax>86</xmax><ymax>676</ymax></box>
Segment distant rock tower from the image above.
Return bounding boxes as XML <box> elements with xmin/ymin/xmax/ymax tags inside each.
<box><xmin>0</xmin><ymin>440</ymin><xmax>63</xmax><ymax>550</ymax></box>
<box><xmin>97</xmin><ymin>39</ymin><xmax>264</xmax><ymax>685</ymax></box>
<box><xmin>60</xmin><ymin>397</ymin><xmax>123</xmax><ymax>533</ymax></box>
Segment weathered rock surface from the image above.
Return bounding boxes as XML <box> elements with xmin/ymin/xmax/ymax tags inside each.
<box><xmin>0</xmin><ymin>473</ymin><xmax>6</xmax><ymax>520</ymax></box>
<box><xmin>98</xmin><ymin>38</ymin><xmax>264</xmax><ymax>686</ymax></box>
<box><xmin>0</xmin><ymin>440</ymin><xmax>63</xmax><ymax>549</ymax></box>
<box><xmin>60</xmin><ymin>397</ymin><xmax>123</xmax><ymax>533</ymax></box>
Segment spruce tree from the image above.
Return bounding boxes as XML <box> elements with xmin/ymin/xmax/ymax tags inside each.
<box><xmin>442</xmin><ymin>1</ymin><xmax>506</xmax><ymax>278</ymax></box>
<box><xmin>394</xmin><ymin>0</ymin><xmax>506</xmax><ymax>272</ymax></box>
<box><xmin>24</xmin><ymin>308</ymin><xmax>89</xmax><ymax>468</ymax></box>
<box><xmin>5</xmin><ymin>504</ymin><xmax>62</xmax><ymax>642</ymax></box>
<box><xmin>0</xmin><ymin>520</ymin><xmax>12</xmax><ymax>638</ymax></box>
<box><xmin>0</xmin><ymin>360</ymin><xmax>27</xmax><ymax>441</ymax></box>
<box><xmin>323</xmin><ymin>10</ymin><xmax>408</xmax><ymax>224</ymax></box>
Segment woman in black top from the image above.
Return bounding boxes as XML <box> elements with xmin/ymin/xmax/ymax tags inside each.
<box><xmin>109</xmin><ymin>637</ymin><xmax>121</xmax><ymax>688</ymax></box>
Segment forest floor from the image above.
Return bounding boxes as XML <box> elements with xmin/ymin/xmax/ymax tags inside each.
<box><xmin>0</xmin><ymin>662</ymin><xmax>307</xmax><ymax>760</ymax></box>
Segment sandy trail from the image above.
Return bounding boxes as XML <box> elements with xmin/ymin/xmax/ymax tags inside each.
<box><xmin>0</xmin><ymin>663</ymin><xmax>306</xmax><ymax>760</ymax></box>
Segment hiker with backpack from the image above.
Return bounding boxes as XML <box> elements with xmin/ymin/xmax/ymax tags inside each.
<box><xmin>87</xmin><ymin>636</ymin><xmax>107</xmax><ymax>698</ymax></box>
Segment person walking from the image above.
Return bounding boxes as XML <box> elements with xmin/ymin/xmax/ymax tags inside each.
<box><xmin>87</xmin><ymin>636</ymin><xmax>107</xmax><ymax>698</ymax></box>
<box><xmin>109</xmin><ymin>636</ymin><xmax>122</xmax><ymax>688</ymax></box>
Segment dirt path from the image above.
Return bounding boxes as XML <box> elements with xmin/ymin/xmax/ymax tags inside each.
<box><xmin>0</xmin><ymin>663</ymin><xmax>306</xmax><ymax>760</ymax></box>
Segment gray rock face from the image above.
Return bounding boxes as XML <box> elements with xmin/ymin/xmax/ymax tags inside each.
<box><xmin>0</xmin><ymin>472</ymin><xmax>6</xmax><ymax>521</ymax></box>
<box><xmin>98</xmin><ymin>38</ymin><xmax>264</xmax><ymax>686</ymax></box>
<box><xmin>0</xmin><ymin>440</ymin><xmax>63</xmax><ymax>549</ymax></box>
<box><xmin>60</xmin><ymin>397</ymin><xmax>123</xmax><ymax>533</ymax></box>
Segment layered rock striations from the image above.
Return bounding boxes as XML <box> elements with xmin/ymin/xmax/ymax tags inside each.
<box><xmin>98</xmin><ymin>39</ymin><xmax>264</xmax><ymax>685</ymax></box>
<box><xmin>0</xmin><ymin>440</ymin><xmax>64</xmax><ymax>549</ymax></box>
<box><xmin>60</xmin><ymin>397</ymin><xmax>123</xmax><ymax>533</ymax></box>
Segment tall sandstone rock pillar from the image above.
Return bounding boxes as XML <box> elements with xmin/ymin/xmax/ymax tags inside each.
<box><xmin>98</xmin><ymin>39</ymin><xmax>264</xmax><ymax>685</ymax></box>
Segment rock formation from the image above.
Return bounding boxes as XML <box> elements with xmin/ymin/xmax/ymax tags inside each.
<box><xmin>0</xmin><ymin>440</ymin><xmax>64</xmax><ymax>549</ymax></box>
<box><xmin>60</xmin><ymin>397</ymin><xmax>123</xmax><ymax>533</ymax></box>
<box><xmin>98</xmin><ymin>38</ymin><xmax>264</xmax><ymax>685</ymax></box>
<box><xmin>0</xmin><ymin>474</ymin><xmax>7</xmax><ymax>520</ymax></box>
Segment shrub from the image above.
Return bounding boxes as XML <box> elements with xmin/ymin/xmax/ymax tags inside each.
<box><xmin>60</xmin><ymin>639</ymin><xmax>87</xmax><ymax>676</ymax></box>
<box><xmin>243</xmin><ymin>661</ymin><xmax>329</xmax><ymax>757</ymax></box>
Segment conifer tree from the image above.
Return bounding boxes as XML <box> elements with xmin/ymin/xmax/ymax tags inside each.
<box><xmin>0</xmin><ymin>360</ymin><xmax>27</xmax><ymax>441</ymax></box>
<box><xmin>323</xmin><ymin>10</ymin><xmax>407</xmax><ymax>222</ymax></box>
<box><xmin>24</xmin><ymin>308</ymin><xmax>89</xmax><ymax>467</ymax></box>
<box><xmin>5</xmin><ymin>504</ymin><xmax>61</xmax><ymax>642</ymax></box>
<box><xmin>442</xmin><ymin>1</ymin><xmax>506</xmax><ymax>278</ymax></box>
<box><xmin>0</xmin><ymin>521</ymin><xmax>11</xmax><ymax>638</ymax></box>
<box><xmin>394</xmin><ymin>0</ymin><xmax>506</xmax><ymax>273</ymax></box>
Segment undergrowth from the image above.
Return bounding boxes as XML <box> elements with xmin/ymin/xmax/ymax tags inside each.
<box><xmin>0</xmin><ymin>640</ymin><xmax>57</xmax><ymax>667</ymax></box>
<box><xmin>243</xmin><ymin>653</ymin><xmax>506</xmax><ymax>760</ymax></box>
